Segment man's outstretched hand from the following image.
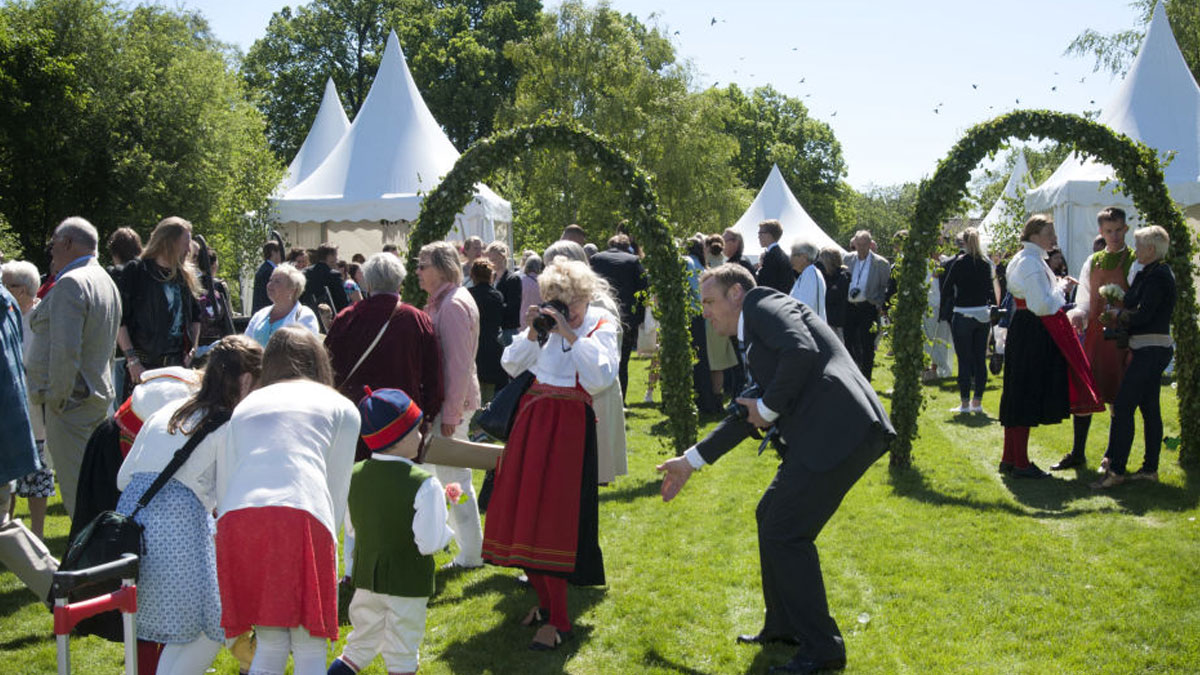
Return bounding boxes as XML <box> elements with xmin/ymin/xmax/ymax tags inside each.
<box><xmin>656</xmin><ymin>456</ymin><xmax>694</xmax><ymax>502</ymax></box>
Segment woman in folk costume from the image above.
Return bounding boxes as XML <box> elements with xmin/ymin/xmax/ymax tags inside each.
<box><xmin>215</xmin><ymin>326</ymin><xmax>360</xmax><ymax>675</ymax></box>
<box><xmin>116</xmin><ymin>335</ymin><xmax>262</xmax><ymax>675</ymax></box>
<box><xmin>999</xmin><ymin>216</ymin><xmax>1105</xmax><ymax>478</ymax></box>
<box><xmin>1054</xmin><ymin>207</ymin><xmax>1140</xmax><ymax>471</ymax></box>
<box><xmin>482</xmin><ymin>259</ymin><xmax>620</xmax><ymax>650</ymax></box>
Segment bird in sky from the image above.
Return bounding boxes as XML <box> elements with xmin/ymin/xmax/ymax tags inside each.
<box><xmin>972</xmin><ymin>84</ymin><xmax>978</xmax><ymax>89</ymax></box>
<box><xmin>711</xmin><ymin>17</ymin><xmax>718</xmax><ymax>25</ymax></box>
<box><xmin>799</xmin><ymin>77</ymin><xmax>806</xmax><ymax>83</ymax></box>
<box><xmin>831</xmin><ymin>111</ymin><xmax>838</xmax><ymax>117</ymax></box>
<box><xmin>1051</xmin><ymin>85</ymin><xmax>1057</xmax><ymax>92</ymax></box>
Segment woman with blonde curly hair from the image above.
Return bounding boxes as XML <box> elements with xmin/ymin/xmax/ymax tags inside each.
<box><xmin>482</xmin><ymin>259</ymin><xmax>620</xmax><ymax>650</ymax></box>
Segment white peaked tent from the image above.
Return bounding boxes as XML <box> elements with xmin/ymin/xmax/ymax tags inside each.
<box><xmin>730</xmin><ymin>164</ymin><xmax>842</xmax><ymax>258</ymax></box>
<box><xmin>277</xmin><ymin>78</ymin><xmax>351</xmax><ymax>194</ymax></box>
<box><xmin>978</xmin><ymin>148</ymin><xmax>1033</xmax><ymax>248</ymax></box>
<box><xmin>272</xmin><ymin>31</ymin><xmax>512</xmax><ymax>257</ymax></box>
<box><xmin>1026</xmin><ymin>2</ymin><xmax>1200</xmax><ymax>274</ymax></box>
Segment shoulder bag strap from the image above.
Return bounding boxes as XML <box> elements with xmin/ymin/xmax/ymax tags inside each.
<box><xmin>338</xmin><ymin>300</ymin><xmax>401</xmax><ymax>389</ymax></box>
<box><xmin>129</xmin><ymin>410</ymin><xmax>232</xmax><ymax>519</ymax></box>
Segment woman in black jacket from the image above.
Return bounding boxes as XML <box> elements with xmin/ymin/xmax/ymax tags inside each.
<box><xmin>116</xmin><ymin>216</ymin><xmax>202</xmax><ymax>395</ymax></box>
<box><xmin>467</xmin><ymin>259</ymin><xmax>510</xmax><ymax>399</ymax></box>
<box><xmin>942</xmin><ymin>228</ymin><xmax>997</xmax><ymax>413</ymax></box>
<box><xmin>819</xmin><ymin>246</ymin><xmax>850</xmax><ymax>343</ymax></box>
<box><xmin>1093</xmin><ymin>226</ymin><xmax>1176</xmax><ymax>488</ymax></box>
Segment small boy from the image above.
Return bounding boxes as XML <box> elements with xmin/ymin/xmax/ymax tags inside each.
<box><xmin>328</xmin><ymin>388</ymin><xmax>454</xmax><ymax>675</ymax></box>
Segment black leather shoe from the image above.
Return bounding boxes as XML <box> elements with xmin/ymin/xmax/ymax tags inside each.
<box><xmin>998</xmin><ymin>461</ymin><xmax>1014</xmax><ymax>474</ymax></box>
<box><xmin>768</xmin><ymin>654</ymin><xmax>847</xmax><ymax>673</ymax></box>
<box><xmin>737</xmin><ymin>632</ymin><xmax>801</xmax><ymax>646</ymax></box>
<box><xmin>1050</xmin><ymin>453</ymin><xmax>1086</xmax><ymax>470</ymax></box>
<box><xmin>1012</xmin><ymin>463</ymin><xmax>1049</xmax><ymax>479</ymax></box>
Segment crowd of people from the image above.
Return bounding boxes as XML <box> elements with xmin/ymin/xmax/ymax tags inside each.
<box><xmin>0</xmin><ymin>206</ymin><xmax>1180</xmax><ymax>674</ymax></box>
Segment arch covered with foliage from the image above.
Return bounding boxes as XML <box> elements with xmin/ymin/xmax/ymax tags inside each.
<box><xmin>890</xmin><ymin>110</ymin><xmax>1199</xmax><ymax>468</ymax></box>
<box><xmin>402</xmin><ymin>119</ymin><xmax>698</xmax><ymax>451</ymax></box>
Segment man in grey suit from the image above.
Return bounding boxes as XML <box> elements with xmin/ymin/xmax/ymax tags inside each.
<box><xmin>842</xmin><ymin>230</ymin><xmax>890</xmax><ymax>382</ymax></box>
<box><xmin>27</xmin><ymin>217</ymin><xmax>122</xmax><ymax>519</ymax></box>
<box><xmin>658</xmin><ymin>264</ymin><xmax>893</xmax><ymax>674</ymax></box>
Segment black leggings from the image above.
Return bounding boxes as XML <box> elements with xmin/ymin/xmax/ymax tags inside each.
<box><xmin>1105</xmin><ymin>346</ymin><xmax>1173</xmax><ymax>474</ymax></box>
<box><xmin>951</xmin><ymin>314</ymin><xmax>989</xmax><ymax>401</ymax></box>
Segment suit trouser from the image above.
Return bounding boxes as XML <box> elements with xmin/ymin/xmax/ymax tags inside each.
<box><xmin>756</xmin><ymin>429</ymin><xmax>886</xmax><ymax>660</ymax></box>
<box><xmin>44</xmin><ymin>400</ymin><xmax>109</xmax><ymax>520</ymax></box>
<box><xmin>0</xmin><ymin>481</ymin><xmax>57</xmax><ymax>599</ymax></box>
<box><xmin>843</xmin><ymin>302</ymin><xmax>879</xmax><ymax>381</ymax></box>
<box><xmin>618</xmin><ymin>323</ymin><xmax>637</xmax><ymax>403</ymax></box>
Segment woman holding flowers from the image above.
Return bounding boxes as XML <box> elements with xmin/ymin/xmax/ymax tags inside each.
<box><xmin>1092</xmin><ymin>225</ymin><xmax>1176</xmax><ymax>488</ymax></box>
<box><xmin>482</xmin><ymin>259</ymin><xmax>620</xmax><ymax>651</ymax></box>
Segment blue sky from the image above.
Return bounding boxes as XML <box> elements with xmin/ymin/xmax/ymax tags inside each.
<box><xmin>178</xmin><ymin>0</ymin><xmax>1141</xmax><ymax>189</ymax></box>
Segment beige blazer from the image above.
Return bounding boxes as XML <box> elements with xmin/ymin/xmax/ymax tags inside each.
<box><xmin>28</xmin><ymin>258</ymin><xmax>121</xmax><ymax>413</ymax></box>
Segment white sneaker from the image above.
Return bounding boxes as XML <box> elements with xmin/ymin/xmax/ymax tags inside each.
<box><xmin>969</xmin><ymin>403</ymin><xmax>985</xmax><ymax>414</ymax></box>
<box><xmin>643</xmin><ymin>391</ymin><xmax>653</xmax><ymax>403</ymax></box>
<box><xmin>949</xmin><ymin>405</ymin><xmax>969</xmax><ymax>414</ymax></box>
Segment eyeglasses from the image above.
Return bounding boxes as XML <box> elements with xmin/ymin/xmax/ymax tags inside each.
<box><xmin>416</xmin><ymin>262</ymin><xmax>430</xmax><ymax>270</ymax></box>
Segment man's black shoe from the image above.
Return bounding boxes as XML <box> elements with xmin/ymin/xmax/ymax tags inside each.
<box><xmin>768</xmin><ymin>653</ymin><xmax>847</xmax><ymax>673</ymax></box>
<box><xmin>1050</xmin><ymin>452</ymin><xmax>1086</xmax><ymax>470</ymax></box>
<box><xmin>736</xmin><ymin>632</ymin><xmax>801</xmax><ymax>646</ymax></box>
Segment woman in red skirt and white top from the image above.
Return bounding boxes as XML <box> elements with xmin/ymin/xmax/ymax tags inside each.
<box><xmin>214</xmin><ymin>326</ymin><xmax>360</xmax><ymax>675</ymax></box>
<box><xmin>483</xmin><ymin>259</ymin><xmax>620</xmax><ymax>650</ymax></box>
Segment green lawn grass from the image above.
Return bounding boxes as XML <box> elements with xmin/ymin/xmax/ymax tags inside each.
<box><xmin>3</xmin><ymin>351</ymin><xmax>1198</xmax><ymax>674</ymax></box>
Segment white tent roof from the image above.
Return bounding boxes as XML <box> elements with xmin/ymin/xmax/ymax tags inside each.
<box><xmin>273</xmin><ymin>30</ymin><xmax>511</xmax><ymax>225</ymax></box>
<box><xmin>277</xmin><ymin>78</ymin><xmax>351</xmax><ymax>195</ymax></box>
<box><xmin>1027</xmin><ymin>2</ymin><xmax>1200</xmax><ymax>212</ymax></box>
<box><xmin>978</xmin><ymin>148</ymin><xmax>1032</xmax><ymax>246</ymax></box>
<box><xmin>731</xmin><ymin>164</ymin><xmax>841</xmax><ymax>257</ymax></box>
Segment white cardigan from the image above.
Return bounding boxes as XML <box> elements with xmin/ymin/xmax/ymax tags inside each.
<box><xmin>216</xmin><ymin>380</ymin><xmax>361</xmax><ymax>538</ymax></box>
<box><xmin>117</xmin><ymin>399</ymin><xmax>224</xmax><ymax>511</ymax></box>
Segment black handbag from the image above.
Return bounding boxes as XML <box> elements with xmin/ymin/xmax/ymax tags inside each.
<box><xmin>474</xmin><ymin>370</ymin><xmax>535</xmax><ymax>440</ymax></box>
<box><xmin>56</xmin><ymin>412</ymin><xmax>230</xmax><ymax>641</ymax></box>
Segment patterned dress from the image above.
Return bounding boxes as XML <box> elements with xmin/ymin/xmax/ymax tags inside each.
<box><xmin>116</xmin><ymin>473</ymin><xmax>224</xmax><ymax>643</ymax></box>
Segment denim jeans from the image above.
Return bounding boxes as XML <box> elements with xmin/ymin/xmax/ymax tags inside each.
<box><xmin>1105</xmin><ymin>345</ymin><xmax>1173</xmax><ymax>474</ymax></box>
<box><xmin>951</xmin><ymin>313</ymin><xmax>989</xmax><ymax>401</ymax></box>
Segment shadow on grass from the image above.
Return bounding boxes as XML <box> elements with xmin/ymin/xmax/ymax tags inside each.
<box><xmin>641</xmin><ymin>647</ymin><xmax>717</xmax><ymax>674</ymax></box>
<box><xmin>0</xmin><ymin>584</ymin><xmax>43</xmax><ymax>619</ymax></box>
<box><xmin>599</xmin><ymin>479</ymin><xmax>660</xmax><ymax>504</ymax></box>
<box><xmin>435</xmin><ymin>570</ymin><xmax>605</xmax><ymax>674</ymax></box>
<box><xmin>743</xmin><ymin>642</ymin><xmax>803</xmax><ymax>674</ymax></box>
<box><xmin>890</xmin><ymin>462</ymin><xmax>1200</xmax><ymax>517</ymax></box>
<box><xmin>945</xmin><ymin>413</ymin><xmax>994</xmax><ymax>428</ymax></box>
<box><xmin>0</xmin><ymin>632</ymin><xmax>46</xmax><ymax>651</ymax></box>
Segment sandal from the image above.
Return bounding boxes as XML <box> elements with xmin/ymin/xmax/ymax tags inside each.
<box><xmin>520</xmin><ymin>606</ymin><xmax>548</xmax><ymax>627</ymax></box>
<box><xmin>529</xmin><ymin>624</ymin><xmax>570</xmax><ymax>651</ymax></box>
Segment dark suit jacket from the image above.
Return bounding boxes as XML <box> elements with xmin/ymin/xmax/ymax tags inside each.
<box><xmin>494</xmin><ymin>269</ymin><xmax>523</xmax><ymax>331</ymax></box>
<box><xmin>252</xmin><ymin>260</ymin><xmax>274</xmax><ymax>313</ymax></box>
<box><xmin>696</xmin><ymin>288</ymin><xmax>893</xmax><ymax>472</ymax></box>
<box><xmin>589</xmin><ymin>247</ymin><xmax>647</xmax><ymax>327</ymax></box>
<box><xmin>756</xmin><ymin>243</ymin><xmax>795</xmax><ymax>295</ymax></box>
<box><xmin>301</xmin><ymin>261</ymin><xmax>349</xmax><ymax>316</ymax></box>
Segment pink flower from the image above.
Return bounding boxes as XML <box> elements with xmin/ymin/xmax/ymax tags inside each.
<box><xmin>444</xmin><ymin>482</ymin><xmax>465</xmax><ymax>504</ymax></box>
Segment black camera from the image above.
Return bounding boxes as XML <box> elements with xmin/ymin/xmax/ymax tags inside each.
<box><xmin>849</xmin><ymin>287</ymin><xmax>862</xmax><ymax>300</ymax></box>
<box><xmin>989</xmin><ymin>306</ymin><xmax>1008</xmax><ymax>325</ymax></box>
<box><xmin>532</xmin><ymin>299</ymin><xmax>571</xmax><ymax>342</ymax></box>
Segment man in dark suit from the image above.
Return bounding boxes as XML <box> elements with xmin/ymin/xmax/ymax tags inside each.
<box><xmin>756</xmin><ymin>219</ymin><xmax>796</xmax><ymax>294</ymax></box>
<box><xmin>589</xmin><ymin>234</ymin><xmax>648</xmax><ymax>401</ymax></box>
<box><xmin>658</xmin><ymin>264</ymin><xmax>893</xmax><ymax>674</ymax></box>
<box><xmin>300</xmin><ymin>241</ymin><xmax>350</xmax><ymax>322</ymax></box>
<box><xmin>252</xmin><ymin>240</ymin><xmax>282</xmax><ymax>313</ymax></box>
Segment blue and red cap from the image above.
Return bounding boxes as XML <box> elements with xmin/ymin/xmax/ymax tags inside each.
<box><xmin>357</xmin><ymin>386</ymin><xmax>424</xmax><ymax>451</ymax></box>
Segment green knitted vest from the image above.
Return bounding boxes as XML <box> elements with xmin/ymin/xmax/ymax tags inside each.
<box><xmin>347</xmin><ymin>459</ymin><xmax>436</xmax><ymax>597</ymax></box>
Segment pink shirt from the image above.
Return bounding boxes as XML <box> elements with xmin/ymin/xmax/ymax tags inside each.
<box><xmin>424</xmin><ymin>282</ymin><xmax>481</xmax><ymax>426</ymax></box>
<box><xmin>518</xmin><ymin>274</ymin><xmax>542</xmax><ymax>330</ymax></box>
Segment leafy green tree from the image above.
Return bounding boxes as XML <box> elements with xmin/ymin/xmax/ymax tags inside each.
<box><xmin>0</xmin><ymin>0</ymin><xmax>281</xmax><ymax>280</ymax></box>
<box><xmin>842</xmin><ymin>183</ymin><xmax>920</xmax><ymax>260</ymax></box>
<box><xmin>712</xmin><ymin>83</ymin><xmax>850</xmax><ymax>236</ymax></box>
<box><xmin>1067</xmin><ymin>0</ymin><xmax>1200</xmax><ymax>82</ymax></box>
<box><xmin>242</xmin><ymin>0</ymin><xmax>541</xmax><ymax>160</ymax></box>
<box><xmin>494</xmin><ymin>0</ymin><xmax>749</xmax><ymax>252</ymax></box>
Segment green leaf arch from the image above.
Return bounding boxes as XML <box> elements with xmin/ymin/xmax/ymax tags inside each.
<box><xmin>402</xmin><ymin>119</ymin><xmax>699</xmax><ymax>452</ymax></box>
<box><xmin>889</xmin><ymin>110</ymin><xmax>1199</xmax><ymax>469</ymax></box>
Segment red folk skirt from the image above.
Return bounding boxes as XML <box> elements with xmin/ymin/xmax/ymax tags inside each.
<box><xmin>482</xmin><ymin>382</ymin><xmax>604</xmax><ymax>582</ymax></box>
<box><xmin>216</xmin><ymin>506</ymin><xmax>340</xmax><ymax>640</ymax></box>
